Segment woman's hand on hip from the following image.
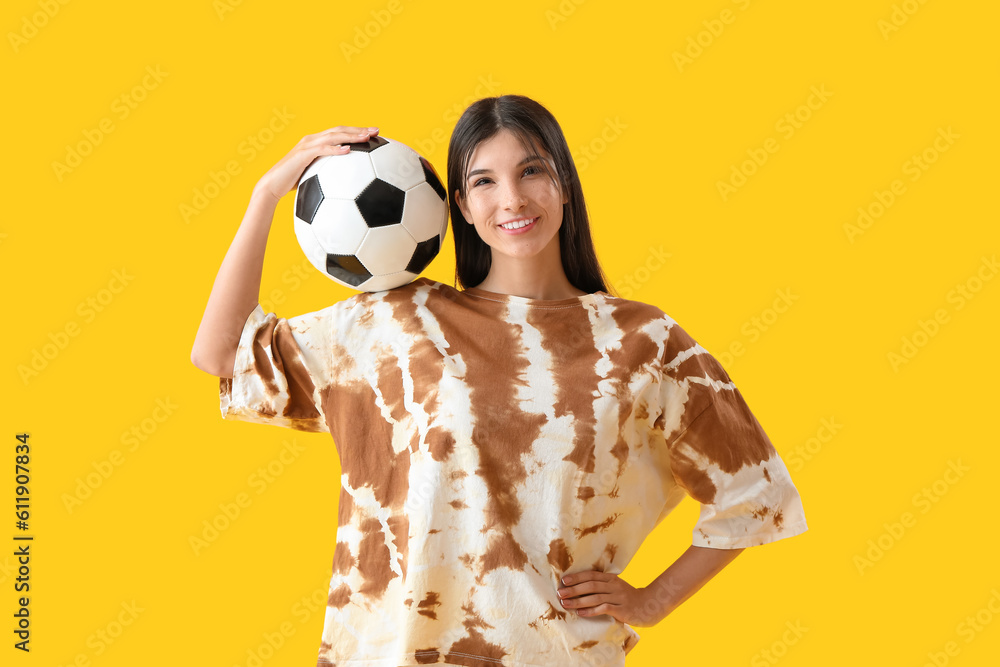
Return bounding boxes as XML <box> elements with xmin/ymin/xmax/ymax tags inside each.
<box><xmin>556</xmin><ymin>570</ymin><xmax>662</xmax><ymax>628</ymax></box>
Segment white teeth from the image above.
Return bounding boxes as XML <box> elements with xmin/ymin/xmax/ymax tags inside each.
<box><xmin>501</xmin><ymin>217</ymin><xmax>535</xmax><ymax>230</ymax></box>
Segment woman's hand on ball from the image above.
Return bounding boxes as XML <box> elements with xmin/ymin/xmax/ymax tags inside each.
<box><xmin>253</xmin><ymin>126</ymin><xmax>380</xmax><ymax>205</ymax></box>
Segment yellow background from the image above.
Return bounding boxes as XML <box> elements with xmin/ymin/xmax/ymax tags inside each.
<box><xmin>4</xmin><ymin>0</ymin><xmax>998</xmax><ymax>665</ymax></box>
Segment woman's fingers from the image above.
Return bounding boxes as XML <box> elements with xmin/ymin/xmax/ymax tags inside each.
<box><xmin>315</xmin><ymin>126</ymin><xmax>380</xmax><ymax>144</ymax></box>
<box><xmin>554</xmin><ymin>571</ymin><xmax>652</xmax><ymax>625</ymax></box>
<box><xmin>255</xmin><ymin>125</ymin><xmax>382</xmax><ymax>201</ymax></box>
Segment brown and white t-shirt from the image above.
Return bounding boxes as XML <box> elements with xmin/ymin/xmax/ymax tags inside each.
<box><xmin>218</xmin><ymin>276</ymin><xmax>808</xmax><ymax>667</ymax></box>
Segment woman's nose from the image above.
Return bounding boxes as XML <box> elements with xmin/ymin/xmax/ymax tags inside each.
<box><xmin>501</xmin><ymin>181</ymin><xmax>527</xmax><ymax>210</ymax></box>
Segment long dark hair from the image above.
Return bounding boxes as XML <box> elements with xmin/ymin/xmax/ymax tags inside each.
<box><xmin>446</xmin><ymin>95</ymin><xmax>618</xmax><ymax>297</ymax></box>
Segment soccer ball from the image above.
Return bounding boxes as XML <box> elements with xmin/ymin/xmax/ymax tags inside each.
<box><xmin>293</xmin><ymin>135</ymin><xmax>449</xmax><ymax>292</ymax></box>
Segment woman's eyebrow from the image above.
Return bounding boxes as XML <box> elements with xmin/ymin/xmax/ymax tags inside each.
<box><xmin>468</xmin><ymin>154</ymin><xmax>546</xmax><ymax>178</ymax></box>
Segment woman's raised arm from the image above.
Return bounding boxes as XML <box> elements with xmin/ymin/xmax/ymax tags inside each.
<box><xmin>190</xmin><ymin>125</ymin><xmax>380</xmax><ymax>377</ymax></box>
<box><xmin>190</xmin><ymin>189</ymin><xmax>277</xmax><ymax>378</ymax></box>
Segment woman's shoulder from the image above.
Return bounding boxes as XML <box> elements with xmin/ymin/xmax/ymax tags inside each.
<box><xmin>598</xmin><ymin>290</ymin><xmax>676</xmax><ymax>322</ymax></box>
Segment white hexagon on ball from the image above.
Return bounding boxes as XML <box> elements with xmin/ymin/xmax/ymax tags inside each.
<box><xmin>369</xmin><ymin>142</ymin><xmax>425</xmax><ymax>192</ymax></box>
<box><xmin>361</xmin><ymin>270</ymin><xmax>420</xmax><ymax>294</ymax></box>
<box><xmin>314</xmin><ymin>152</ymin><xmax>376</xmax><ymax>200</ymax></box>
<box><xmin>297</xmin><ymin>155</ymin><xmax>328</xmax><ymax>190</ymax></box>
<box><xmin>310</xmin><ymin>199</ymin><xmax>369</xmax><ymax>256</ymax></box>
<box><xmin>356</xmin><ymin>225</ymin><xmax>417</xmax><ymax>276</ymax></box>
<box><xmin>402</xmin><ymin>181</ymin><xmax>449</xmax><ymax>243</ymax></box>
<box><xmin>293</xmin><ymin>217</ymin><xmax>329</xmax><ymax>274</ymax></box>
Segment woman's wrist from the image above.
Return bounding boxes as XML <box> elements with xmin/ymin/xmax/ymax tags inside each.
<box><xmin>635</xmin><ymin>580</ymin><xmax>681</xmax><ymax>627</ymax></box>
<box><xmin>250</xmin><ymin>183</ymin><xmax>282</xmax><ymax>209</ymax></box>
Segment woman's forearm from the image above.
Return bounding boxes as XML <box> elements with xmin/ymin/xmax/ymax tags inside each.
<box><xmin>190</xmin><ymin>190</ymin><xmax>278</xmax><ymax>377</ymax></box>
<box><xmin>637</xmin><ymin>544</ymin><xmax>745</xmax><ymax>626</ymax></box>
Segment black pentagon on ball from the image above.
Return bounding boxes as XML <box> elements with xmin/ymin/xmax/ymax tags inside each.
<box><xmin>355</xmin><ymin>179</ymin><xmax>405</xmax><ymax>228</ymax></box>
<box><xmin>406</xmin><ymin>235</ymin><xmax>441</xmax><ymax>275</ymax></box>
<box><xmin>346</xmin><ymin>135</ymin><xmax>389</xmax><ymax>153</ymax></box>
<box><xmin>296</xmin><ymin>174</ymin><xmax>324</xmax><ymax>224</ymax></box>
<box><xmin>326</xmin><ymin>254</ymin><xmax>371</xmax><ymax>287</ymax></box>
<box><xmin>419</xmin><ymin>156</ymin><xmax>447</xmax><ymax>201</ymax></box>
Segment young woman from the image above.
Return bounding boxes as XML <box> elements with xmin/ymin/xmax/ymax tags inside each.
<box><xmin>192</xmin><ymin>95</ymin><xmax>808</xmax><ymax>667</ymax></box>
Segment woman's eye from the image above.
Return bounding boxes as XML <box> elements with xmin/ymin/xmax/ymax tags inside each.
<box><xmin>472</xmin><ymin>166</ymin><xmax>541</xmax><ymax>187</ymax></box>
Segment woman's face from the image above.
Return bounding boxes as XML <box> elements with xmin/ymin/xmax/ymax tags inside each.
<box><xmin>455</xmin><ymin>129</ymin><xmax>568</xmax><ymax>261</ymax></box>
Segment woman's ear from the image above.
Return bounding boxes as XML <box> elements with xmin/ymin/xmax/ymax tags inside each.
<box><xmin>455</xmin><ymin>189</ymin><xmax>473</xmax><ymax>224</ymax></box>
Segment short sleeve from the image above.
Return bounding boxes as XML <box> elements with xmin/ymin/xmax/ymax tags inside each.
<box><xmin>219</xmin><ymin>303</ymin><xmax>337</xmax><ymax>433</ymax></box>
<box><xmin>656</xmin><ymin>325</ymin><xmax>808</xmax><ymax>549</ymax></box>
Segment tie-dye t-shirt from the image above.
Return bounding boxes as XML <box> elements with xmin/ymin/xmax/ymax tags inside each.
<box><xmin>218</xmin><ymin>276</ymin><xmax>807</xmax><ymax>667</ymax></box>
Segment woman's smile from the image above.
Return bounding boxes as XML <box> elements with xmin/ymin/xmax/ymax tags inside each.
<box><xmin>498</xmin><ymin>216</ymin><xmax>539</xmax><ymax>233</ymax></box>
